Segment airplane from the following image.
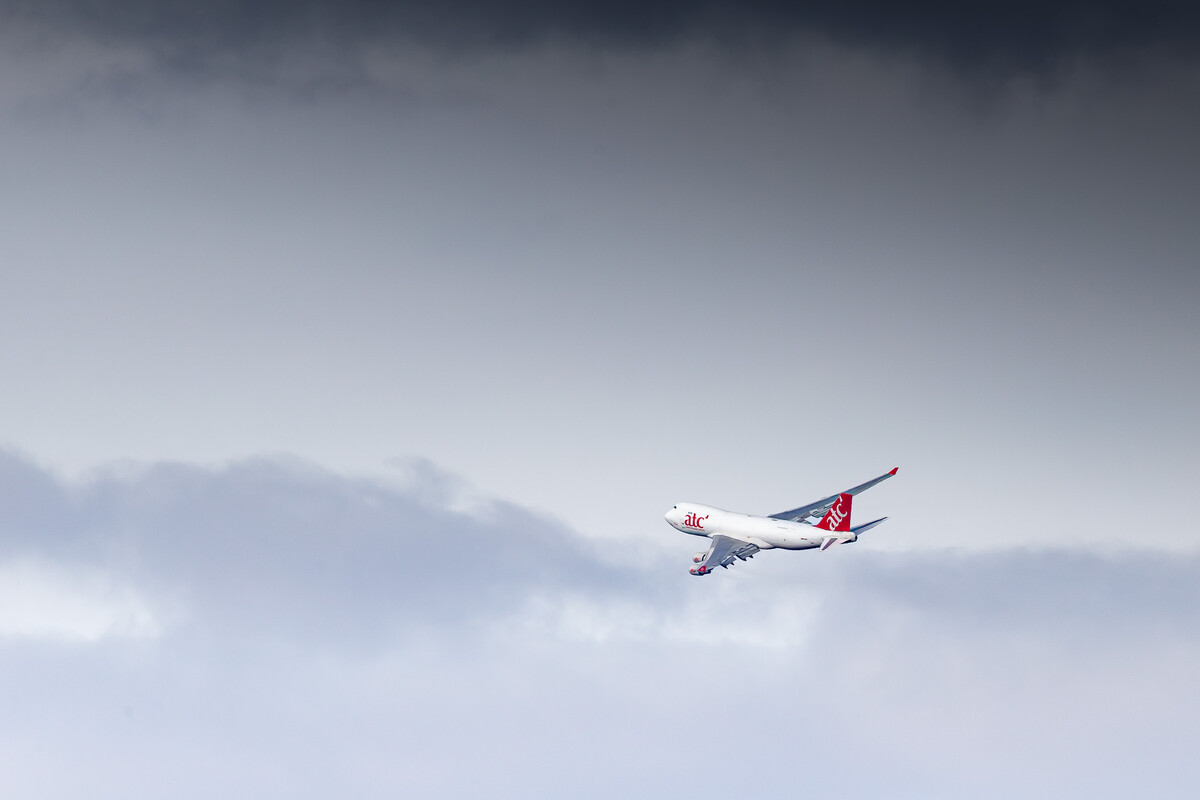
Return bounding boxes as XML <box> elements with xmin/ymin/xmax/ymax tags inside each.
<box><xmin>664</xmin><ymin>468</ymin><xmax>898</xmax><ymax>576</ymax></box>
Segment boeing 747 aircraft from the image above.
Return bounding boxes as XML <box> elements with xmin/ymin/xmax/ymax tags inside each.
<box><xmin>665</xmin><ymin>468</ymin><xmax>898</xmax><ymax>575</ymax></box>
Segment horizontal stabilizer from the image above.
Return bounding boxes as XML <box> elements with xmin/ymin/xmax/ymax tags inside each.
<box><xmin>850</xmin><ymin>517</ymin><xmax>888</xmax><ymax>535</ymax></box>
<box><xmin>820</xmin><ymin>533</ymin><xmax>855</xmax><ymax>551</ymax></box>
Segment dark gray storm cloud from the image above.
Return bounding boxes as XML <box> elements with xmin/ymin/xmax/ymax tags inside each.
<box><xmin>6</xmin><ymin>1</ymin><xmax>1200</xmax><ymax>74</ymax></box>
<box><xmin>1</xmin><ymin>451</ymin><xmax>1198</xmax><ymax>797</ymax></box>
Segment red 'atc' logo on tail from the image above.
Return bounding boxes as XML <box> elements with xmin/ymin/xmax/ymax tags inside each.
<box><xmin>814</xmin><ymin>493</ymin><xmax>853</xmax><ymax>532</ymax></box>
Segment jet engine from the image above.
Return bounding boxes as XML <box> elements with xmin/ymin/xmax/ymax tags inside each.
<box><xmin>692</xmin><ymin>552</ymin><xmax>707</xmax><ymax>563</ymax></box>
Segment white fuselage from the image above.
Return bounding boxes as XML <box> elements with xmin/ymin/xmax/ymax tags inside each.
<box><xmin>664</xmin><ymin>503</ymin><xmax>822</xmax><ymax>550</ymax></box>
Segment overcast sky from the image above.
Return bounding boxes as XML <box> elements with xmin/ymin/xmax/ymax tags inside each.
<box><xmin>0</xmin><ymin>2</ymin><xmax>1198</xmax><ymax>796</ymax></box>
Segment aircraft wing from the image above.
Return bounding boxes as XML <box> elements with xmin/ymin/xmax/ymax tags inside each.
<box><xmin>768</xmin><ymin>467</ymin><xmax>898</xmax><ymax>523</ymax></box>
<box><xmin>691</xmin><ymin>534</ymin><xmax>760</xmax><ymax>575</ymax></box>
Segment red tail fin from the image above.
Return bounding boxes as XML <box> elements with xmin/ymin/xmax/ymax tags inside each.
<box><xmin>814</xmin><ymin>493</ymin><xmax>852</xmax><ymax>532</ymax></box>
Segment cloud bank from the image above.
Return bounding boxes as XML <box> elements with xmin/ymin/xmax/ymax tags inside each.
<box><xmin>0</xmin><ymin>450</ymin><xmax>1196</xmax><ymax>797</ymax></box>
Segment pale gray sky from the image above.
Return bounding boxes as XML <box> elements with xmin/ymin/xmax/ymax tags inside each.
<box><xmin>2</xmin><ymin>39</ymin><xmax>1197</xmax><ymax>551</ymax></box>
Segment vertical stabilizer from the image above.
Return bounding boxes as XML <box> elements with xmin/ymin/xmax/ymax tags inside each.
<box><xmin>814</xmin><ymin>493</ymin><xmax>853</xmax><ymax>532</ymax></box>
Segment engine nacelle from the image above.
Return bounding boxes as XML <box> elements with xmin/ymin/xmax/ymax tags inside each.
<box><xmin>689</xmin><ymin>565</ymin><xmax>711</xmax><ymax>576</ymax></box>
<box><xmin>692</xmin><ymin>552</ymin><xmax>707</xmax><ymax>563</ymax></box>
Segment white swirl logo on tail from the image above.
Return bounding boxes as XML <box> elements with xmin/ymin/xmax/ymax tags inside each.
<box><xmin>819</xmin><ymin>495</ymin><xmax>852</xmax><ymax>531</ymax></box>
<box><xmin>826</xmin><ymin>499</ymin><xmax>847</xmax><ymax>528</ymax></box>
